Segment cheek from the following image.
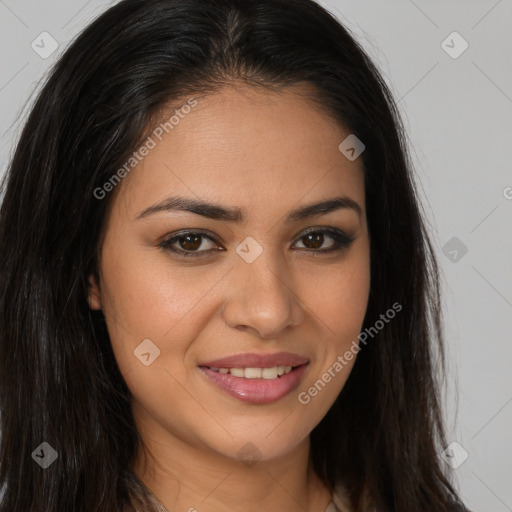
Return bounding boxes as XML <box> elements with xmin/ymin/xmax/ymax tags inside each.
<box><xmin>295</xmin><ymin>256</ymin><xmax>369</xmax><ymax>417</ymax></box>
<box><xmin>325</xmin><ymin>265</ymin><xmax>370</xmax><ymax>338</ymax></box>
<box><xmin>102</xmin><ymin>230</ymin><xmax>233</xmax><ymax>320</ymax></box>
<box><xmin>98</xmin><ymin>249</ymin><xmax>214</xmax><ymax>428</ymax></box>
<box><xmin>296</xmin><ymin>243</ymin><xmax>370</xmax><ymax>407</ymax></box>
<box><xmin>98</xmin><ymin>240</ymin><xmax>206</xmax><ymax>373</ymax></box>
<box><xmin>300</xmin><ymin>248</ymin><xmax>370</xmax><ymax>343</ymax></box>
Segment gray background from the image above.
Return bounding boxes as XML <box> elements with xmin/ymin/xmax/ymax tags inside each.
<box><xmin>0</xmin><ymin>1</ymin><xmax>511</xmax><ymax>510</ymax></box>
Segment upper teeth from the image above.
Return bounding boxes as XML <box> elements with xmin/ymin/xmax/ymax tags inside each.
<box><xmin>209</xmin><ymin>365</ymin><xmax>294</xmax><ymax>379</ymax></box>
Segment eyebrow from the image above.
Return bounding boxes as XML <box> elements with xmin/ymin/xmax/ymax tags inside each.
<box><xmin>136</xmin><ymin>195</ymin><xmax>362</xmax><ymax>223</ymax></box>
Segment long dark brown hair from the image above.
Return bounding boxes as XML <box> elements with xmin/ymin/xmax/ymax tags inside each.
<box><xmin>0</xmin><ymin>0</ymin><xmax>465</xmax><ymax>510</ymax></box>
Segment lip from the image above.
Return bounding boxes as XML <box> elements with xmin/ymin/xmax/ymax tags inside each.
<box><xmin>199</xmin><ymin>363</ymin><xmax>309</xmax><ymax>404</ymax></box>
<box><xmin>198</xmin><ymin>352</ymin><xmax>309</xmax><ymax>369</ymax></box>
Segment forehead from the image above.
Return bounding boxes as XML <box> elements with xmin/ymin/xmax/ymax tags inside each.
<box><xmin>111</xmin><ymin>84</ymin><xmax>365</xmax><ymax>221</ymax></box>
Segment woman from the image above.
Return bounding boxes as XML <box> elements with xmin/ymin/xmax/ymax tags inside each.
<box><xmin>0</xmin><ymin>0</ymin><xmax>470</xmax><ymax>510</ymax></box>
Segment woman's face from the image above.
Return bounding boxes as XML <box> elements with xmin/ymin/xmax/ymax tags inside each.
<box><xmin>89</xmin><ymin>84</ymin><xmax>370</xmax><ymax>463</ymax></box>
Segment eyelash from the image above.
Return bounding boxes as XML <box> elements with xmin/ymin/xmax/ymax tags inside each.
<box><xmin>158</xmin><ymin>228</ymin><xmax>355</xmax><ymax>259</ymax></box>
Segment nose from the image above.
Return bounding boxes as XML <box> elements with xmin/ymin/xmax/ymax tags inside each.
<box><xmin>221</xmin><ymin>250</ymin><xmax>305</xmax><ymax>339</ymax></box>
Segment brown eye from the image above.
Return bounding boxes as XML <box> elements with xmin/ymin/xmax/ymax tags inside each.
<box><xmin>301</xmin><ymin>232</ymin><xmax>324</xmax><ymax>249</ymax></box>
<box><xmin>177</xmin><ymin>233</ymin><xmax>203</xmax><ymax>251</ymax></box>
<box><xmin>159</xmin><ymin>231</ymin><xmax>220</xmax><ymax>258</ymax></box>
<box><xmin>294</xmin><ymin>228</ymin><xmax>354</xmax><ymax>253</ymax></box>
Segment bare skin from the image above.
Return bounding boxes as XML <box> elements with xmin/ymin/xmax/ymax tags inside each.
<box><xmin>88</xmin><ymin>83</ymin><xmax>370</xmax><ymax>511</ymax></box>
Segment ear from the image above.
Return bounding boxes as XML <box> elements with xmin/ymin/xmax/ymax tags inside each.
<box><xmin>87</xmin><ymin>273</ymin><xmax>102</xmax><ymax>310</ymax></box>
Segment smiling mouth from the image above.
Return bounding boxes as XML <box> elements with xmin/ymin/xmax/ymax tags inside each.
<box><xmin>200</xmin><ymin>364</ymin><xmax>307</xmax><ymax>379</ymax></box>
<box><xmin>198</xmin><ymin>363</ymin><xmax>310</xmax><ymax>404</ymax></box>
